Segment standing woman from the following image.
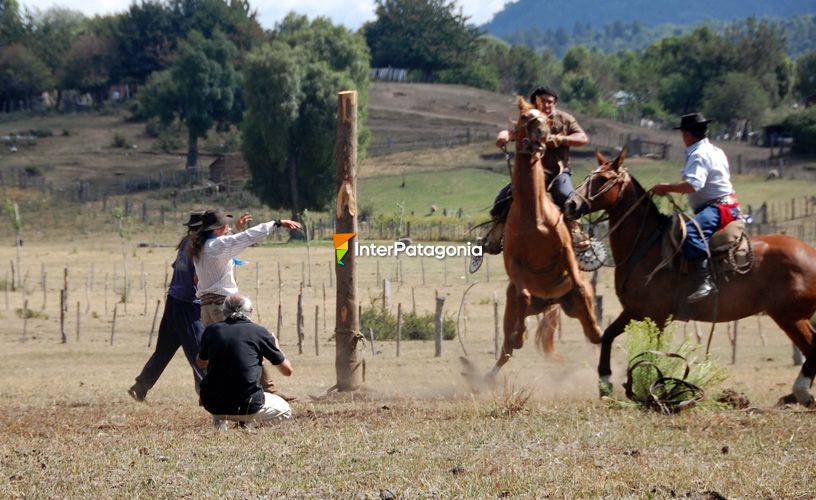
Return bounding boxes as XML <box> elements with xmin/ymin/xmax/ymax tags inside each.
<box><xmin>129</xmin><ymin>210</ymin><xmax>207</xmax><ymax>402</ymax></box>
<box><xmin>188</xmin><ymin>209</ymin><xmax>301</xmax><ymax>397</ymax></box>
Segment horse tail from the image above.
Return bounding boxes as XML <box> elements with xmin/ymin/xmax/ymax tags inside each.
<box><xmin>535</xmin><ymin>305</ymin><xmax>560</xmax><ymax>355</ymax></box>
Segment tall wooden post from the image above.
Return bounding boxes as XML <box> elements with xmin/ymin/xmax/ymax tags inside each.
<box><xmin>334</xmin><ymin>90</ymin><xmax>362</xmax><ymax>392</ymax></box>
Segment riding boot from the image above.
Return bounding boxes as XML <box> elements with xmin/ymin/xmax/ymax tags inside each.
<box><xmin>484</xmin><ymin>219</ymin><xmax>505</xmax><ymax>255</ymax></box>
<box><xmin>567</xmin><ymin>219</ymin><xmax>591</xmax><ymax>253</ymax></box>
<box><xmin>687</xmin><ymin>258</ymin><xmax>716</xmax><ymax>303</ymax></box>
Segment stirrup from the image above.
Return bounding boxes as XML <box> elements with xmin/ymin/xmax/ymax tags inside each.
<box><xmin>470</xmin><ymin>238</ymin><xmax>485</xmax><ymax>273</ymax></box>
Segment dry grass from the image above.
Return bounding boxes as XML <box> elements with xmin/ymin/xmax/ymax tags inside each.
<box><xmin>1</xmin><ymin>238</ymin><xmax>815</xmax><ymax>497</ymax></box>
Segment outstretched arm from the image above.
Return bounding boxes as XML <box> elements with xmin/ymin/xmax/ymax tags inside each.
<box><xmin>650</xmin><ymin>181</ymin><xmax>695</xmax><ymax>196</ymax></box>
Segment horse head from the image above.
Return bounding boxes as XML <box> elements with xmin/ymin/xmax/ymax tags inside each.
<box><xmin>514</xmin><ymin>96</ymin><xmax>549</xmax><ymax>155</ymax></box>
<box><xmin>567</xmin><ymin>147</ymin><xmax>628</xmax><ymax>219</ymax></box>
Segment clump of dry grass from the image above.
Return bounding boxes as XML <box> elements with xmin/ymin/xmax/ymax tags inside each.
<box><xmin>487</xmin><ymin>379</ymin><xmax>532</xmax><ymax>418</ymax></box>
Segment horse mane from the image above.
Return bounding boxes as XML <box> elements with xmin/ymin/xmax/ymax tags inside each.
<box><xmin>626</xmin><ymin>171</ymin><xmax>670</xmax><ymax>226</ymax></box>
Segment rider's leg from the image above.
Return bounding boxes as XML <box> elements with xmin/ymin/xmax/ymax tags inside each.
<box><xmin>548</xmin><ymin>170</ymin><xmax>590</xmax><ymax>250</ymax></box>
<box><xmin>683</xmin><ymin>205</ymin><xmax>721</xmax><ymax>303</ymax></box>
<box><xmin>485</xmin><ymin>183</ymin><xmax>512</xmax><ymax>255</ymax></box>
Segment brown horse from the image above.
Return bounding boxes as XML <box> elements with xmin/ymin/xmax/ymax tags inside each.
<box><xmin>568</xmin><ymin>149</ymin><xmax>816</xmax><ymax>405</ymax></box>
<box><xmin>484</xmin><ymin>97</ymin><xmax>602</xmax><ymax>380</ymax></box>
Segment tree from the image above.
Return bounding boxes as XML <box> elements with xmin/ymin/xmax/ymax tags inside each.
<box><xmin>794</xmin><ymin>51</ymin><xmax>816</xmax><ymax>100</ymax></box>
<box><xmin>111</xmin><ymin>1</ymin><xmax>176</xmax><ymax>85</ymax></box>
<box><xmin>0</xmin><ymin>44</ymin><xmax>52</xmax><ymax>111</ymax></box>
<box><xmin>364</xmin><ymin>0</ymin><xmax>479</xmax><ymax>76</ymax></box>
<box><xmin>60</xmin><ymin>33</ymin><xmax>114</xmax><ymax>105</ymax></box>
<box><xmin>242</xmin><ymin>14</ymin><xmax>370</xmax><ymax>218</ymax></box>
<box><xmin>139</xmin><ymin>30</ymin><xmax>239</xmax><ymax>174</ymax></box>
<box><xmin>702</xmin><ymin>71</ymin><xmax>769</xmax><ymax>124</ymax></box>
<box><xmin>25</xmin><ymin>8</ymin><xmax>86</xmax><ymax>78</ymax></box>
<box><xmin>0</xmin><ymin>0</ymin><xmax>25</xmax><ymax>46</ymax></box>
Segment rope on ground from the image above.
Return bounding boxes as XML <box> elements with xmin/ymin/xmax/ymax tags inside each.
<box><xmin>624</xmin><ymin>350</ymin><xmax>705</xmax><ymax>414</ymax></box>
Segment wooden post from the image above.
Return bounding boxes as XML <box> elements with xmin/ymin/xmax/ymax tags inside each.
<box><xmin>396</xmin><ymin>303</ymin><xmax>402</xmax><ymax>358</ymax></box>
<box><xmin>382</xmin><ymin>278</ymin><xmax>391</xmax><ymax>312</ymax></box>
<box><xmin>334</xmin><ymin>90</ymin><xmax>362</xmax><ymax>391</ymax></box>
<box><xmin>305</xmin><ymin>223</ymin><xmax>312</xmax><ymax>287</ymax></box>
<box><xmin>148</xmin><ymin>299</ymin><xmax>161</xmax><ymax>347</ymax></box>
<box><xmin>76</xmin><ymin>301</ymin><xmax>80</xmax><ymax>342</ymax></box>
<box><xmin>322</xmin><ymin>282</ymin><xmax>327</xmax><ymax>334</ymax></box>
<box><xmin>10</xmin><ymin>259</ymin><xmax>16</xmax><ymax>292</ymax></box>
<box><xmin>60</xmin><ymin>289</ymin><xmax>67</xmax><ymax>343</ymax></box>
<box><xmin>110</xmin><ymin>304</ymin><xmax>118</xmax><ymax>345</ymax></box>
<box><xmin>328</xmin><ymin>260</ymin><xmax>334</xmax><ymax>288</ymax></box>
<box><xmin>21</xmin><ymin>298</ymin><xmax>28</xmax><ymax>342</ymax></box>
<box><xmin>314</xmin><ymin>305</ymin><xmax>320</xmax><ymax>356</ymax></box>
<box><xmin>277</xmin><ymin>262</ymin><xmax>282</xmax><ymax>305</ymax></box>
<box><xmin>434</xmin><ymin>295</ymin><xmax>445</xmax><ymax>357</ymax></box>
<box><xmin>376</xmin><ymin>260</ymin><xmax>380</xmax><ymax>284</ymax></box>
<box><xmin>493</xmin><ymin>291</ymin><xmax>499</xmax><ymax>360</ymax></box>
<box><xmin>276</xmin><ymin>303</ymin><xmax>283</xmax><ymax>343</ymax></box>
<box><xmin>420</xmin><ymin>259</ymin><xmax>426</xmax><ymax>286</ymax></box>
<box><xmin>411</xmin><ymin>287</ymin><xmax>416</xmax><ymax>314</ymax></box>
<box><xmin>297</xmin><ymin>293</ymin><xmax>304</xmax><ymax>355</ymax></box>
<box><xmin>368</xmin><ymin>327</ymin><xmax>376</xmax><ymax>356</ymax></box>
<box><xmin>728</xmin><ymin>320</ymin><xmax>738</xmax><ymax>364</ymax></box>
<box><xmin>255</xmin><ymin>262</ymin><xmax>261</xmax><ymax>322</ymax></box>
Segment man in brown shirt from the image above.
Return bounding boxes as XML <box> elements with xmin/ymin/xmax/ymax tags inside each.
<box><xmin>486</xmin><ymin>86</ymin><xmax>590</xmax><ymax>255</ymax></box>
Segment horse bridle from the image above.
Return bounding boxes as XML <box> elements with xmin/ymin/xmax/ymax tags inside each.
<box><xmin>573</xmin><ymin>163</ymin><xmax>629</xmax><ymax>213</ymax></box>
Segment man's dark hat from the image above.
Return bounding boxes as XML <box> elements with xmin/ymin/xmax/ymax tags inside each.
<box><xmin>673</xmin><ymin>112</ymin><xmax>713</xmax><ymax>130</ymax></box>
<box><xmin>200</xmin><ymin>208</ymin><xmax>233</xmax><ymax>231</ymax></box>
<box><xmin>530</xmin><ymin>86</ymin><xmax>558</xmax><ymax>104</ymax></box>
<box><xmin>182</xmin><ymin>209</ymin><xmax>206</xmax><ymax>227</ymax></box>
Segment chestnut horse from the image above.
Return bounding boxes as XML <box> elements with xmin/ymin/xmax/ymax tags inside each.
<box><xmin>568</xmin><ymin>149</ymin><xmax>816</xmax><ymax>405</ymax></box>
<box><xmin>484</xmin><ymin>97</ymin><xmax>602</xmax><ymax>380</ymax></box>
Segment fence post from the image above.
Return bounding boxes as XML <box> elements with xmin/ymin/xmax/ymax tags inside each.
<box><xmin>297</xmin><ymin>292</ymin><xmax>304</xmax><ymax>355</ymax></box>
<box><xmin>148</xmin><ymin>299</ymin><xmax>161</xmax><ymax>347</ymax></box>
<box><xmin>434</xmin><ymin>295</ymin><xmax>445</xmax><ymax>358</ymax></box>
<box><xmin>110</xmin><ymin>304</ymin><xmax>118</xmax><ymax>345</ymax></box>
<box><xmin>60</xmin><ymin>289</ymin><xmax>67</xmax><ymax>344</ymax></box>
<box><xmin>396</xmin><ymin>303</ymin><xmax>402</xmax><ymax>358</ymax></box>
<box><xmin>314</xmin><ymin>304</ymin><xmax>320</xmax><ymax>356</ymax></box>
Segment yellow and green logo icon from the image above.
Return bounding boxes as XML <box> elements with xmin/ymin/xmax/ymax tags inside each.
<box><xmin>333</xmin><ymin>233</ymin><xmax>355</xmax><ymax>266</ymax></box>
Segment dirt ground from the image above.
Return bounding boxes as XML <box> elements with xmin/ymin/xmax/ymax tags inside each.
<box><xmin>2</xmin><ymin>238</ymin><xmax>815</xmax><ymax>497</ymax></box>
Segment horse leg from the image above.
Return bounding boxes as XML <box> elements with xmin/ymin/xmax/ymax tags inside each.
<box><xmin>486</xmin><ymin>284</ymin><xmax>527</xmax><ymax>380</ymax></box>
<box><xmin>769</xmin><ymin>315</ymin><xmax>816</xmax><ymax>406</ymax></box>
<box><xmin>598</xmin><ymin>311</ymin><xmax>638</xmax><ymax>397</ymax></box>
<box><xmin>560</xmin><ymin>247</ymin><xmax>602</xmax><ymax>344</ymax></box>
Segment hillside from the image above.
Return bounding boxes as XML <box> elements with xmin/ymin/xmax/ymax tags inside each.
<box><xmin>484</xmin><ymin>0</ymin><xmax>815</xmax><ymax>37</ymax></box>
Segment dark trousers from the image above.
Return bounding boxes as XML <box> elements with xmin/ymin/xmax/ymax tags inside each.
<box><xmin>490</xmin><ymin>169</ymin><xmax>575</xmax><ymax>219</ymax></box>
<box><xmin>135</xmin><ymin>295</ymin><xmax>205</xmax><ymax>390</ymax></box>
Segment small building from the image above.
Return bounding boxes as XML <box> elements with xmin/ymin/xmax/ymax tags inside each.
<box><xmin>208</xmin><ymin>154</ymin><xmax>251</xmax><ymax>190</ymax></box>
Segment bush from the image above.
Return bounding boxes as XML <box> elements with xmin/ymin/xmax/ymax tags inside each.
<box><xmin>783</xmin><ymin>107</ymin><xmax>816</xmax><ymax>155</ymax></box>
<box><xmin>111</xmin><ymin>133</ymin><xmax>128</xmax><ymax>148</ymax></box>
<box><xmin>360</xmin><ymin>307</ymin><xmax>456</xmax><ymax>340</ymax></box>
<box><xmin>623</xmin><ymin>318</ymin><xmax>726</xmax><ymax>408</ymax></box>
<box><xmin>15</xmin><ymin>308</ymin><xmax>48</xmax><ymax>320</ymax></box>
<box><xmin>29</xmin><ymin>128</ymin><xmax>52</xmax><ymax>138</ymax></box>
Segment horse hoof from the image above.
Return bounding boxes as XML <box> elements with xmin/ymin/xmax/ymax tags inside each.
<box><xmin>775</xmin><ymin>393</ymin><xmax>801</xmax><ymax>408</ymax></box>
<box><xmin>599</xmin><ymin>378</ymin><xmax>613</xmax><ymax>398</ymax></box>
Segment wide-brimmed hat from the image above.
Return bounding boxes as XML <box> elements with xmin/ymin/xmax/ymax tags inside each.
<box><xmin>673</xmin><ymin>112</ymin><xmax>713</xmax><ymax>130</ymax></box>
<box><xmin>182</xmin><ymin>209</ymin><xmax>206</xmax><ymax>227</ymax></box>
<box><xmin>200</xmin><ymin>208</ymin><xmax>233</xmax><ymax>231</ymax></box>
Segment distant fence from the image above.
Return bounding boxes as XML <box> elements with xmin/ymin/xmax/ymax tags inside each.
<box><xmin>368</xmin><ymin>127</ymin><xmax>496</xmax><ymax>156</ymax></box>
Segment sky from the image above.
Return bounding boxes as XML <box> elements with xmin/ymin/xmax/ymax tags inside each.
<box><xmin>18</xmin><ymin>0</ymin><xmax>509</xmax><ymax>30</ymax></box>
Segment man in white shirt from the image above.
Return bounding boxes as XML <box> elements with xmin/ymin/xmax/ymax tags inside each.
<box><xmin>650</xmin><ymin>113</ymin><xmax>741</xmax><ymax>303</ymax></box>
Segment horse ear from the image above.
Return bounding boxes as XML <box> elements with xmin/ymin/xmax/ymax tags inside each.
<box><xmin>595</xmin><ymin>150</ymin><xmax>607</xmax><ymax>165</ymax></box>
<box><xmin>517</xmin><ymin>95</ymin><xmax>532</xmax><ymax>112</ymax></box>
<box><xmin>612</xmin><ymin>146</ymin><xmax>627</xmax><ymax>170</ymax></box>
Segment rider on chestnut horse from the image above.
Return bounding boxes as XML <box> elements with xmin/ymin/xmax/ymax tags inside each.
<box><xmin>486</xmin><ymin>86</ymin><xmax>594</xmax><ymax>260</ymax></box>
<box><xmin>650</xmin><ymin>112</ymin><xmax>741</xmax><ymax>303</ymax></box>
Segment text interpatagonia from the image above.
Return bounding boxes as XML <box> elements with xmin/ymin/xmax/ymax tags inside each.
<box><xmin>355</xmin><ymin>241</ymin><xmax>482</xmax><ymax>259</ymax></box>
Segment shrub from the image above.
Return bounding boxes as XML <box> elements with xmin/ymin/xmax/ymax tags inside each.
<box><xmin>15</xmin><ymin>308</ymin><xmax>48</xmax><ymax>320</ymax></box>
<box><xmin>360</xmin><ymin>307</ymin><xmax>456</xmax><ymax>340</ymax></box>
<box><xmin>111</xmin><ymin>133</ymin><xmax>128</xmax><ymax>148</ymax></box>
<box><xmin>623</xmin><ymin>318</ymin><xmax>726</xmax><ymax>408</ymax></box>
<box><xmin>29</xmin><ymin>128</ymin><xmax>53</xmax><ymax>138</ymax></box>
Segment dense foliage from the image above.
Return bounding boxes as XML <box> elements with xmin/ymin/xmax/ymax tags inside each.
<box><xmin>241</xmin><ymin>14</ymin><xmax>370</xmax><ymax>216</ymax></box>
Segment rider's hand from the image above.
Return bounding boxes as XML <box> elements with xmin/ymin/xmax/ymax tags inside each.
<box><xmin>495</xmin><ymin>129</ymin><xmax>512</xmax><ymax>149</ymax></box>
<box><xmin>650</xmin><ymin>183</ymin><xmax>672</xmax><ymax>196</ymax></box>
<box><xmin>279</xmin><ymin>219</ymin><xmax>302</xmax><ymax>230</ymax></box>
<box><xmin>545</xmin><ymin>134</ymin><xmax>564</xmax><ymax>148</ymax></box>
<box><xmin>236</xmin><ymin>213</ymin><xmax>252</xmax><ymax>231</ymax></box>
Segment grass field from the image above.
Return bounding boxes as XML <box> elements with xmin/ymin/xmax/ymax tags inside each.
<box><xmin>2</xmin><ymin>239</ymin><xmax>815</xmax><ymax>497</ymax></box>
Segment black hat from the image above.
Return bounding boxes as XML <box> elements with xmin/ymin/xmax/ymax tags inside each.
<box><xmin>530</xmin><ymin>86</ymin><xmax>558</xmax><ymax>103</ymax></box>
<box><xmin>200</xmin><ymin>208</ymin><xmax>233</xmax><ymax>232</ymax></box>
<box><xmin>673</xmin><ymin>112</ymin><xmax>713</xmax><ymax>130</ymax></box>
<box><xmin>182</xmin><ymin>210</ymin><xmax>205</xmax><ymax>227</ymax></box>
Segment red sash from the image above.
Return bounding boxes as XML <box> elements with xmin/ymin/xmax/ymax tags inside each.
<box><xmin>717</xmin><ymin>201</ymin><xmax>740</xmax><ymax>231</ymax></box>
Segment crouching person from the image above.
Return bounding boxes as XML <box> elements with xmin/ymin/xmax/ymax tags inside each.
<box><xmin>196</xmin><ymin>293</ymin><xmax>293</xmax><ymax>430</ymax></box>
